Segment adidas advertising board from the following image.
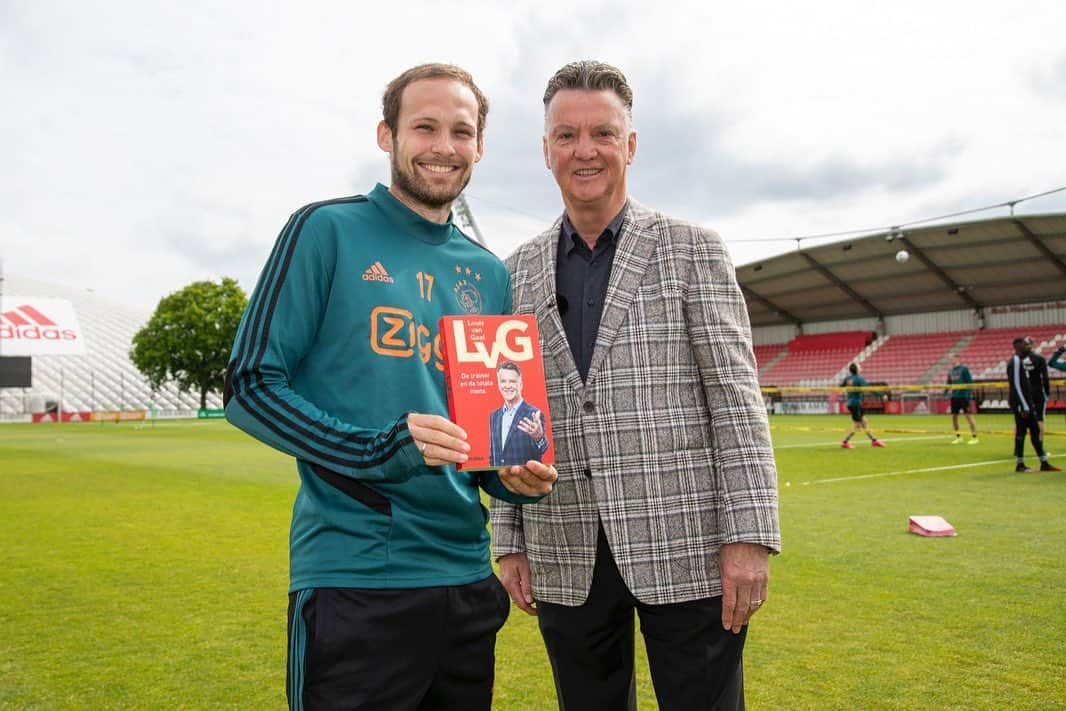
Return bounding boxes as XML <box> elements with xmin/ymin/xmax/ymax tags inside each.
<box><xmin>0</xmin><ymin>297</ymin><xmax>86</xmax><ymax>355</ymax></box>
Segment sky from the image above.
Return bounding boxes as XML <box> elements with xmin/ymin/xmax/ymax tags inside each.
<box><xmin>4</xmin><ymin>0</ymin><xmax>1066</xmax><ymax>314</ymax></box>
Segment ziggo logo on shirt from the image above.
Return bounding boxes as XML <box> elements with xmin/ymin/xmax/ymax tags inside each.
<box><xmin>369</xmin><ymin>306</ymin><xmax>444</xmax><ymax>370</ymax></box>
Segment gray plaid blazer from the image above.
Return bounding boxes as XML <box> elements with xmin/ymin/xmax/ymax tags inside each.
<box><xmin>490</xmin><ymin>199</ymin><xmax>780</xmax><ymax>606</ymax></box>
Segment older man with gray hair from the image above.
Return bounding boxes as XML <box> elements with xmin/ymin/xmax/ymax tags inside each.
<box><xmin>491</xmin><ymin>60</ymin><xmax>780</xmax><ymax>710</ymax></box>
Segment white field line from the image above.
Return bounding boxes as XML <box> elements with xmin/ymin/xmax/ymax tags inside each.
<box><xmin>125</xmin><ymin>422</ymin><xmax>222</xmax><ymax>429</ymax></box>
<box><xmin>774</xmin><ymin>434</ymin><xmax>947</xmax><ymax>449</ymax></box>
<box><xmin>799</xmin><ymin>458</ymin><xmax>1020</xmax><ymax>486</ymax></box>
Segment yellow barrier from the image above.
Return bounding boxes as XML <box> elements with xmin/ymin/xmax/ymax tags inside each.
<box><xmin>761</xmin><ymin>380</ymin><xmax>1066</xmax><ymax>394</ymax></box>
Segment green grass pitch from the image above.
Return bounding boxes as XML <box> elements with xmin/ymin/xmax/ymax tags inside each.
<box><xmin>1</xmin><ymin>414</ymin><xmax>1063</xmax><ymax>709</ymax></box>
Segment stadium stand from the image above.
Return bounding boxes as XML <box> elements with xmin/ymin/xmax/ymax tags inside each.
<box><xmin>738</xmin><ymin>212</ymin><xmax>1065</xmax><ymax>399</ymax></box>
<box><xmin>927</xmin><ymin>325</ymin><xmax>1066</xmax><ymax>382</ymax></box>
<box><xmin>856</xmin><ymin>331</ymin><xmax>970</xmax><ymax>385</ymax></box>
<box><xmin>758</xmin><ymin>331</ymin><xmax>874</xmax><ymax>386</ymax></box>
<box><xmin>787</xmin><ymin>332</ymin><xmax>875</xmax><ymax>352</ymax></box>
<box><xmin>753</xmin><ymin>343</ymin><xmax>788</xmax><ymax>374</ymax></box>
<box><xmin>1</xmin><ymin>276</ymin><xmax>222</xmax><ymax>418</ymax></box>
<box><xmin>757</xmin><ymin>326</ymin><xmax>1066</xmax><ymax>389</ymax></box>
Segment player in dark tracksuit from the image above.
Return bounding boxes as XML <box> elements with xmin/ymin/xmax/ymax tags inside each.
<box><xmin>1007</xmin><ymin>337</ymin><xmax>1061</xmax><ymax>472</ymax></box>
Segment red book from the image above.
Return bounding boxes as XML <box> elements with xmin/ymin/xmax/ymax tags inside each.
<box><xmin>439</xmin><ymin>314</ymin><xmax>554</xmax><ymax>471</ymax></box>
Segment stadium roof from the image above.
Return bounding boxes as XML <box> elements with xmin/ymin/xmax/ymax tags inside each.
<box><xmin>737</xmin><ymin>213</ymin><xmax>1066</xmax><ymax>328</ymax></box>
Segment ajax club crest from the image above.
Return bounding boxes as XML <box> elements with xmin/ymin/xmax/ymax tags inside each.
<box><xmin>452</xmin><ymin>265</ymin><xmax>483</xmax><ymax>314</ymax></box>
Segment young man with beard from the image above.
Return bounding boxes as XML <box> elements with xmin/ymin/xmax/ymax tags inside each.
<box><xmin>491</xmin><ymin>61</ymin><xmax>780</xmax><ymax>710</ymax></box>
<box><xmin>225</xmin><ymin>64</ymin><xmax>556</xmax><ymax>710</ymax></box>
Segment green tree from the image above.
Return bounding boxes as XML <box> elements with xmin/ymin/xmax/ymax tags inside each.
<box><xmin>131</xmin><ymin>278</ymin><xmax>247</xmax><ymax>410</ymax></box>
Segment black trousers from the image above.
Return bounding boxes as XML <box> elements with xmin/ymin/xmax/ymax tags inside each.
<box><xmin>286</xmin><ymin>575</ymin><xmax>510</xmax><ymax>711</ymax></box>
<box><xmin>1013</xmin><ymin>405</ymin><xmax>1046</xmax><ymax>458</ymax></box>
<box><xmin>537</xmin><ymin>527</ymin><xmax>747</xmax><ymax>711</ymax></box>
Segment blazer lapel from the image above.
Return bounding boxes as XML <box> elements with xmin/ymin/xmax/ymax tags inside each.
<box><xmin>584</xmin><ymin>200</ymin><xmax>659</xmax><ymax>386</ymax></box>
<box><xmin>490</xmin><ymin>408</ymin><xmax>500</xmax><ymax>461</ymax></box>
<box><xmin>529</xmin><ymin>221</ymin><xmax>585</xmax><ymax>393</ymax></box>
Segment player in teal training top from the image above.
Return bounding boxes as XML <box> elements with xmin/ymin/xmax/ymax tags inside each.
<box><xmin>840</xmin><ymin>362</ymin><xmax>885</xmax><ymax>448</ymax></box>
<box><xmin>224</xmin><ymin>64</ymin><xmax>556</xmax><ymax>711</ymax></box>
<box><xmin>945</xmin><ymin>356</ymin><xmax>978</xmax><ymax>444</ymax></box>
<box><xmin>1051</xmin><ymin>345</ymin><xmax>1066</xmax><ymax>372</ymax></box>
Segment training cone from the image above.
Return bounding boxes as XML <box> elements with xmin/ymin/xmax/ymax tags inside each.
<box><xmin>908</xmin><ymin>515</ymin><xmax>957</xmax><ymax>537</ymax></box>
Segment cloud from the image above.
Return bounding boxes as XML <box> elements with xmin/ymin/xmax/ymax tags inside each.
<box><xmin>471</xmin><ymin>26</ymin><xmax>966</xmax><ymax>232</ymax></box>
<box><xmin>4</xmin><ymin>0</ymin><xmax>1066</xmax><ymax>309</ymax></box>
<box><xmin>629</xmin><ymin>86</ymin><xmax>964</xmax><ymax>223</ymax></box>
<box><xmin>1030</xmin><ymin>53</ymin><xmax>1066</xmax><ymax>101</ymax></box>
<box><xmin>467</xmin><ymin>3</ymin><xmax>634</xmax><ymax>224</ymax></box>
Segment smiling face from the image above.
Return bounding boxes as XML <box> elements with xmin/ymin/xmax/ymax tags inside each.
<box><xmin>497</xmin><ymin>367</ymin><xmax>523</xmax><ymax>407</ymax></box>
<box><xmin>543</xmin><ymin>88</ymin><xmax>636</xmax><ymax>217</ymax></box>
<box><xmin>377</xmin><ymin>78</ymin><xmax>483</xmax><ymax>218</ymax></box>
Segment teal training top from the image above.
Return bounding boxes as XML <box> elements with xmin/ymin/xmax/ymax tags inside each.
<box><xmin>1050</xmin><ymin>348</ymin><xmax>1066</xmax><ymax>373</ymax></box>
<box><xmin>841</xmin><ymin>374</ymin><xmax>866</xmax><ymax>407</ymax></box>
<box><xmin>225</xmin><ymin>184</ymin><xmax>539</xmax><ymax>592</ymax></box>
<box><xmin>946</xmin><ymin>364</ymin><xmax>973</xmax><ymax>400</ymax></box>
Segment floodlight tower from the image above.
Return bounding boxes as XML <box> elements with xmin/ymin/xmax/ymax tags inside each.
<box><xmin>453</xmin><ymin>193</ymin><xmax>485</xmax><ymax>246</ymax></box>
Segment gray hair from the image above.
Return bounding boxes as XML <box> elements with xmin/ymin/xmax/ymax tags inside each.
<box><xmin>542</xmin><ymin>60</ymin><xmax>633</xmax><ymax>118</ymax></box>
<box><xmin>497</xmin><ymin>361</ymin><xmax>522</xmax><ymax>376</ymax></box>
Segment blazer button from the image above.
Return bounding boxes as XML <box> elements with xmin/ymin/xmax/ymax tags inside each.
<box><xmin>583</xmin><ymin>468</ymin><xmax>592</xmax><ymax>477</ymax></box>
<box><xmin>583</xmin><ymin>401</ymin><xmax>595</xmax><ymax>413</ymax></box>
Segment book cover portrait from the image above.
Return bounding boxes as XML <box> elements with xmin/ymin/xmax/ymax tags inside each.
<box><xmin>440</xmin><ymin>315</ymin><xmax>554</xmax><ymax>471</ymax></box>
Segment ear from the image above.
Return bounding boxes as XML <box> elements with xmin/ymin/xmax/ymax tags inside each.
<box><xmin>542</xmin><ymin>135</ymin><xmax>551</xmax><ymax>170</ymax></box>
<box><xmin>376</xmin><ymin>121</ymin><xmax>393</xmax><ymax>154</ymax></box>
<box><xmin>474</xmin><ymin>134</ymin><xmax>484</xmax><ymax>164</ymax></box>
<box><xmin>626</xmin><ymin>130</ymin><xmax>637</xmax><ymax>165</ymax></box>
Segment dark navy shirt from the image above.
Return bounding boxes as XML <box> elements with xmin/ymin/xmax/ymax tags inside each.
<box><xmin>555</xmin><ymin>204</ymin><xmax>628</xmax><ymax>382</ymax></box>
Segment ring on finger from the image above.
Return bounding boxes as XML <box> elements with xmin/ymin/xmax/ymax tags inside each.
<box><xmin>419</xmin><ymin>441</ymin><xmax>428</xmax><ymax>454</ymax></box>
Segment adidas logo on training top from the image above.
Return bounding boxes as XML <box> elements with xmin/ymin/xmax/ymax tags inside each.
<box><xmin>362</xmin><ymin>261</ymin><xmax>394</xmax><ymax>283</ymax></box>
